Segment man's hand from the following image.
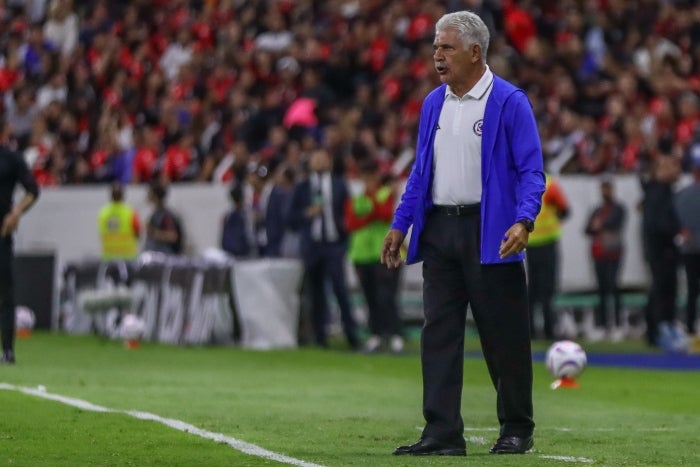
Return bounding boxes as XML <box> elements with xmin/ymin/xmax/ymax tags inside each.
<box><xmin>381</xmin><ymin>229</ymin><xmax>405</xmax><ymax>268</ymax></box>
<box><xmin>1</xmin><ymin>211</ymin><xmax>20</xmax><ymax>237</ymax></box>
<box><xmin>499</xmin><ymin>222</ymin><xmax>529</xmax><ymax>259</ymax></box>
<box><xmin>1</xmin><ymin>193</ymin><xmax>36</xmax><ymax>238</ymax></box>
<box><xmin>305</xmin><ymin>205</ymin><xmax>323</xmax><ymax>218</ymax></box>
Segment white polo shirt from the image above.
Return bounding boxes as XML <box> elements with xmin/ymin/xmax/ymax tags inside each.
<box><xmin>432</xmin><ymin>66</ymin><xmax>494</xmax><ymax>205</ymax></box>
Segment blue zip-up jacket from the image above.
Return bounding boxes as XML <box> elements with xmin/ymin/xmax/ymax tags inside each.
<box><xmin>391</xmin><ymin>76</ymin><xmax>545</xmax><ymax>265</ymax></box>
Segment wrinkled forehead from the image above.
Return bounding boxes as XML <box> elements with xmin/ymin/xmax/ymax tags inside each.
<box><xmin>433</xmin><ymin>28</ymin><xmax>469</xmax><ymax>50</ymax></box>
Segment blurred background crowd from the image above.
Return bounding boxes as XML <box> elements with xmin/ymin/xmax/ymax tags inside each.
<box><xmin>2</xmin><ymin>0</ymin><xmax>700</xmax><ymax>187</ymax></box>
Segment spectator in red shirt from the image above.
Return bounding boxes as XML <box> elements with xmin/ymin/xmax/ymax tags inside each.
<box><xmin>675</xmin><ymin>91</ymin><xmax>700</xmax><ymax>146</ymax></box>
<box><xmin>131</xmin><ymin>124</ymin><xmax>161</xmax><ymax>184</ymax></box>
<box><xmin>502</xmin><ymin>0</ymin><xmax>537</xmax><ymax>54</ymax></box>
<box><xmin>0</xmin><ymin>46</ymin><xmax>22</xmax><ymax>93</ymax></box>
<box><xmin>161</xmin><ymin>131</ymin><xmax>199</xmax><ymax>183</ymax></box>
<box><xmin>2</xmin><ymin>0</ymin><xmax>700</xmax><ymax>188</ymax></box>
<box><xmin>585</xmin><ymin>178</ymin><xmax>627</xmax><ymax>338</ymax></box>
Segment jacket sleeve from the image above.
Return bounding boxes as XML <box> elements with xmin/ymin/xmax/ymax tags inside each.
<box><xmin>287</xmin><ymin>183</ymin><xmax>305</xmax><ymax>232</ymax></box>
<box><xmin>584</xmin><ymin>208</ymin><xmax>599</xmax><ymax>236</ymax></box>
<box><xmin>507</xmin><ymin>91</ymin><xmax>545</xmax><ymax>223</ymax></box>
<box><xmin>391</xmin><ymin>164</ymin><xmax>420</xmax><ymax>234</ymax></box>
<box><xmin>15</xmin><ymin>150</ymin><xmax>40</xmax><ymax>199</ymax></box>
<box><xmin>545</xmin><ymin>178</ymin><xmax>570</xmax><ymax>220</ymax></box>
<box><xmin>333</xmin><ymin>177</ymin><xmax>349</xmax><ymax>237</ymax></box>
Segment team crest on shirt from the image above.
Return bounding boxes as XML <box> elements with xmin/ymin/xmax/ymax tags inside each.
<box><xmin>473</xmin><ymin>119</ymin><xmax>483</xmax><ymax>136</ymax></box>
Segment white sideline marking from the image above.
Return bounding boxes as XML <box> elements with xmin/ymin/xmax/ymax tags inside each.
<box><xmin>554</xmin><ymin>427</ymin><xmax>676</xmax><ymax>432</ymax></box>
<box><xmin>540</xmin><ymin>455</ymin><xmax>594</xmax><ymax>463</ymax></box>
<box><xmin>464</xmin><ymin>426</ymin><xmax>676</xmax><ymax>433</ymax></box>
<box><xmin>0</xmin><ymin>383</ymin><xmax>324</xmax><ymax>467</ymax></box>
<box><xmin>466</xmin><ymin>435</ymin><xmax>488</xmax><ymax>445</ymax></box>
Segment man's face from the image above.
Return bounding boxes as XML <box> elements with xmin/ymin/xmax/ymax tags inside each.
<box><xmin>433</xmin><ymin>28</ymin><xmax>478</xmax><ymax>92</ymax></box>
<box><xmin>309</xmin><ymin>150</ymin><xmax>330</xmax><ymax>173</ymax></box>
<box><xmin>361</xmin><ymin>171</ymin><xmax>380</xmax><ymax>192</ymax></box>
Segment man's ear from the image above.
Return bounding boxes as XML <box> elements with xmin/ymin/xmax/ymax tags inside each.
<box><xmin>471</xmin><ymin>44</ymin><xmax>481</xmax><ymax>63</ymax></box>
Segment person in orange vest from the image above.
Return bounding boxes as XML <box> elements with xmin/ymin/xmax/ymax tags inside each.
<box><xmin>97</xmin><ymin>182</ymin><xmax>141</xmax><ymax>261</ymax></box>
<box><xmin>526</xmin><ymin>173</ymin><xmax>570</xmax><ymax>340</ymax></box>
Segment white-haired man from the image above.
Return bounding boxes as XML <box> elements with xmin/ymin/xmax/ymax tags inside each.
<box><xmin>383</xmin><ymin>11</ymin><xmax>544</xmax><ymax>456</ymax></box>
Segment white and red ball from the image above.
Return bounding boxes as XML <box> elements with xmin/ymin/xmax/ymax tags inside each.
<box><xmin>118</xmin><ymin>314</ymin><xmax>146</xmax><ymax>341</ymax></box>
<box><xmin>15</xmin><ymin>306</ymin><xmax>36</xmax><ymax>330</ymax></box>
<box><xmin>545</xmin><ymin>340</ymin><xmax>587</xmax><ymax>379</ymax></box>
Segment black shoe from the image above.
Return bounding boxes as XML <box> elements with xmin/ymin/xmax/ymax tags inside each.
<box><xmin>1</xmin><ymin>349</ymin><xmax>15</xmax><ymax>365</ymax></box>
<box><xmin>393</xmin><ymin>437</ymin><xmax>466</xmax><ymax>456</ymax></box>
<box><xmin>489</xmin><ymin>435</ymin><xmax>533</xmax><ymax>454</ymax></box>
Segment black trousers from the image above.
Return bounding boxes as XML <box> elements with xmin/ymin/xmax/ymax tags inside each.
<box><xmin>354</xmin><ymin>262</ymin><xmax>402</xmax><ymax>337</ymax></box>
<box><xmin>305</xmin><ymin>241</ymin><xmax>359</xmax><ymax>348</ymax></box>
<box><xmin>683</xmin><ymin>253</ymin><xmax>700</xmax><ymax>334</ymax></box>
<box><xmin>525</xmin><ymin>242</ymin><xmax>558</xmax><ymax>339</ymax></box>
<box><xmin>593</xmin><ymin>257</ymin><xmax>622</xmax><ymax>327</ymax></box>
<box><xmin>0</xmin><ymin>237</ymin><xmax>15</xmax><ymax>351</ymax></box>
<box><xmin>644</xmin><ymin>233</ymin><xmax>678</xmax><ymax>345</ymax></box>
<box><xmin>419</xmin><ymin>211</ymin><xmax>534</xmax><ymax>443</ymax></box>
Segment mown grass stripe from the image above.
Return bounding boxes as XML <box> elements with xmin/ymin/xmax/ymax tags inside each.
<box><xmin>0</xmin><ymin>382</ymin><xmax>324</xmax><ymax>467</ymax></box>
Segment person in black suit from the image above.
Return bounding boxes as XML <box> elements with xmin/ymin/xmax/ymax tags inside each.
<box><xmin>641</xmin><ymin>154</ymin><xmax>681</xmax><ymax>346</ymax></box>
<box><xmin>288</xmin><ymin>148</ymin><xmax>359</xmax><ymax>349</ymax></box>
<box><xmin>265</xmin><ymin>165</ymin><xmax>296</xmax><ymax>257</ymax></box>
<box><xmin>221</xmin><ymin>184</ymin><xmax>250</xmax><ymax>258</ymax></box>
<box><xmin>0</xmin><ymin>117</ymin><xmax>40</xmax><ymax>364</ymax></box>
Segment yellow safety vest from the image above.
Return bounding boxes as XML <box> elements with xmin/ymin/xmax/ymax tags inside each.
<box><xmin>528</xmin><ymin>175</ymin><xmax>562</xmax><ymax>247</ymax></box>
<box><xmin>98</xmin><ymin>202</ymin><xmax>139</xmax><ymax>260</ymax></box>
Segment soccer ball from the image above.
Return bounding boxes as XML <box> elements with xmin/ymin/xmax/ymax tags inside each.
<box><xmin>545</xmin><ymin>340</ymin><xmax>587</xmax><ymax>379</ymax></box>
<box><xmin>15</xmin><ymin>306</ymin><xmax>36</xmax><ymax>339</ymax></box>
<box><xmin>118</xmin><ymin>313</ymin><xmax>146</xmax><ymax>341</ymax></box>
<box><xmin>15</xmin><ymin>306</ymin><xmax>36</xmax><ymax>330</ymax></box>
<box><xmin>15</xmin><ymin>306</ymin><xmax>36</xmax><ymax>338</ymax></box>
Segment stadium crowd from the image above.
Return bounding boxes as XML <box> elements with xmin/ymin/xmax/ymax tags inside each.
<box><xmin>1</xmin><ymin>0</ymin><xmax>700</xmax><ymax>187</ymax></box>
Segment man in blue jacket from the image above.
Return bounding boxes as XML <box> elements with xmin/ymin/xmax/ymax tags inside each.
<box><xmin>382</xmin><ymin>11</ymin><xmax>545</xmax><ymax>457</ymax></box>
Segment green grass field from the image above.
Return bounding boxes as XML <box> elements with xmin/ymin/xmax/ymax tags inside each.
<box><xmin>1</xmin><ymin>332</ymin><xmax>699</xmax><ymax>466</ymax></box>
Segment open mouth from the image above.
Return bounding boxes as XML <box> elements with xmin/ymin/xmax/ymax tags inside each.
<box><xmin>435</xmin><ymin>64</ymin><xmax>448</xmax><ymax>75</ymax></box>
